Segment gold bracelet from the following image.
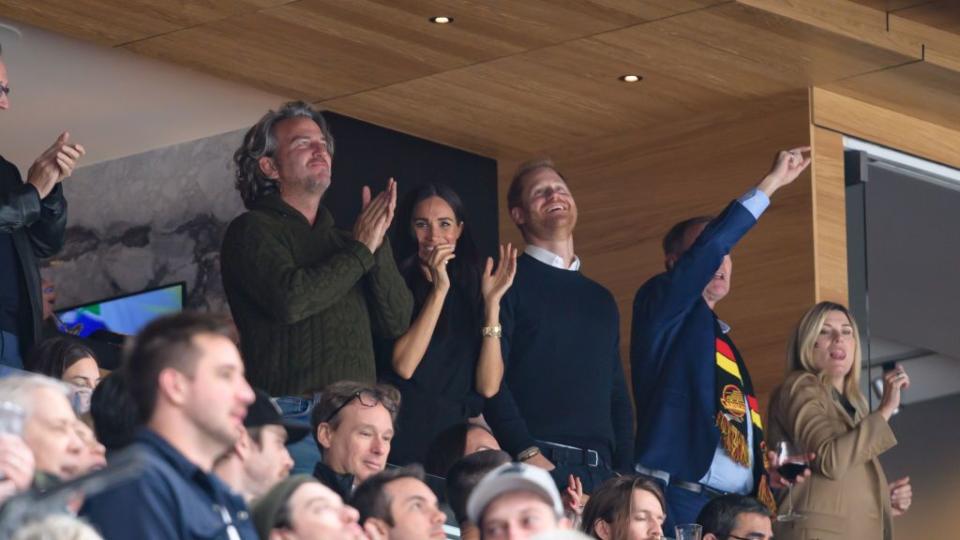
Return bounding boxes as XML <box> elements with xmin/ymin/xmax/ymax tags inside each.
<box><xmin>481</xmin><ymin>324</ymin><xmax>502</xmax><ymax>338</ymax></box>
<box><xmin>518</xmin><ymin>446</ymin><xmax>541</xmax><ymax>461</ymax></box>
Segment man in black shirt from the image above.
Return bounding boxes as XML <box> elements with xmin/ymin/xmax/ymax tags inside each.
<box><xmin>484</xmin><ymin>158</ymin><xmax>634</xmax><ymax>493</ymax></box>
<box><xmin>0</xmin><ymin>45</ymin><xmax>85</xmax><ymax>368</ymax></box>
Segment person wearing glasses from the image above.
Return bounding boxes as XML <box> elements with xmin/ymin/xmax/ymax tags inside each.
<box><xmin>0</xmin><ymin>44</ymin><xmax>86</xmax><ymax>369</ymax></box>
<box><xmin>308</xmin><ymin>381</ymin><xmax>400</xmax><ymax>499</ymax></box>
<box><xmin>765</xmin><ymin>302</ymin><xmax>912</xmax><ymax>540</ymax></box>
<box><xmin>696</xmin><ymin>494</ymin><xmax>773</xmax><ymax>540</ymax></box>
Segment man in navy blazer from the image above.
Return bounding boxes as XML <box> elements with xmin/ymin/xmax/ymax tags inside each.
<box><xmin>630</xmin><ymin>147</ymin><xmax>811</xmax><ymax>529</ymax></box>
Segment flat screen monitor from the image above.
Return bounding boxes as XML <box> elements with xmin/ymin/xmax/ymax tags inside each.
<box><xmin>55</xmin><ymin>282</ymin><xmax>185</xmax><ymax>338</ymax></box>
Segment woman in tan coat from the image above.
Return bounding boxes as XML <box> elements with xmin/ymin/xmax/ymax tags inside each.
<box><xmin>767</xmin><ymin>302</ymin><xmax>912</xmax><ymax>539</ymax></box>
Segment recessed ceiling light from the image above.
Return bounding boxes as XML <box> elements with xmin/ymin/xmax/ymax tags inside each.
<box><xmin>619</xmin><ymin>74</ymin><xmax>642</xmax><ymax>83</ymax></box>
<box><xmin>429</xmin><ymin>16</ymin><xmax>453</xmax><ymax>24</ymax></box>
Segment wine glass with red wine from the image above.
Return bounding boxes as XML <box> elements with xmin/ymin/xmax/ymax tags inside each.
<box><xmin>776</xmin><ymin>440</ymin><xmax>809</xmax><ymax>522</ymax></box>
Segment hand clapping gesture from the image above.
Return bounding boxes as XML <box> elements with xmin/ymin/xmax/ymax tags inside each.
<box><xmin>354</xmin><ymin>178</ymin><xmax>397</xmax><ymax>254</ymax></box>
<box><xmin>26</xmin><ymin>131</ymin><xmax>86</xmax><ymax>199</ymax></box>
<box><xmin>758</xmin><ymin>146</ymin><xmax>812</xmax><ymax>198</ymax></box>
<box><xmin>481</xmin><ymin>243</ymin><xmax>518</xmax><ymax>308</ymax></box>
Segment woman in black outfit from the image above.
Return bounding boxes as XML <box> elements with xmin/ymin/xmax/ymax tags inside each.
<box><xmin>384</xmin><ymin>183</ymin><xmax>516</xmax><ymax>465</ymax></box>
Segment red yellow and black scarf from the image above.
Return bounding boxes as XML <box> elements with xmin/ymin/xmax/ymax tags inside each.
<box><xmin>714</xmin><ymin>330</ymin><xmax>776</xmax><ymax>511</ymax></box>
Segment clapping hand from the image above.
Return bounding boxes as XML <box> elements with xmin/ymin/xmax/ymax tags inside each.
<box><xmin>481</xmin><ymin>243</ymin><xmax>518</xmax><ymax>307</ymax></box>
<box><xmin>758</xmin><ymin>146</ymin><xmax>811</xmax><ymax>197</ymax></box>
<box><xmin>354</xmin><ymin>178</ymin><xmax>397</xmax><ymax>253</ymax></box>
<box><xmin>890</xmin><ymin>476</ymin><xmax>912</xmax><ymax>516</ymax></box>
<box><xmin>26</xmin><ymin>132</ymin><xmax>86</xmax><ymax>199</ymax></box>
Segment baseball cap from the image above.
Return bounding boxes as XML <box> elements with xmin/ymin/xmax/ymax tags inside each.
<box><xmin>246</xmin><ymin>388</ymin><xmax>309</xmax><ymax>444</ymax></box>
<box><xmin>252</xmin><ymin>474</ymin><xmax>316</xmax><ymax>539</ymax></box>
<box><xmin>466</xmin><ymin>462</ymin><xmax>564</xmax><ymax>525</ymax></box>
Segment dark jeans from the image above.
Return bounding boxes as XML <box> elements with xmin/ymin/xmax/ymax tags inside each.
<box><xmin>664</xmin><ymin>483</ymin><xmax>714</xmax><ymax>535</ymax></box>
<box><xmin>275</xmin><ymin>396</ymin><xmax>321</xmax><ymax>476</ymax></box>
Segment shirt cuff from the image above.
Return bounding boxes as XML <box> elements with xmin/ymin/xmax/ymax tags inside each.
<box><xmin>737</xmin><ymin>188</ymin><xmax>770</xmax><ymax>220</ymax></box>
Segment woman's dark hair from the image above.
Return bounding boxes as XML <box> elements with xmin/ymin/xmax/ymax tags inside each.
<box><xmin>581</xmin><ymin>475</ymin><xmax>666</xmax><ymax>539</ymax></box>
<box><xmin>90</xmin><ymin>369</ymin><xmax>141</xmax><ymax>451</ymax></box>
<box><xmin>396</xmin><ymin>183</ymin><xmax>482</xmax><ymax>334</ymax></box>
<box><xmin>27</xmin><ymin>336</ymin><xmax>98</xmax><ymax>379</ymax></box>
<box><xmin>423</xmin><ymin>422</ymin><xmax>495</xmax><ymax>477</ymax></box>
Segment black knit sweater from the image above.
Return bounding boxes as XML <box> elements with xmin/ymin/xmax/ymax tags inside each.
<box><xmin>484</xmin><ymin>254</ymin><xmax>634</xmax><ymax>471</ymax></box>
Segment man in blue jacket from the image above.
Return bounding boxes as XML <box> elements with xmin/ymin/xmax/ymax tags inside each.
<box><xmin>81</xmin><ymin>313</ymin><xmax>259</xmax><ymax>539</ymax></box>
<box><xmin>630</xmin><ymin>147</ymin><xmax>811</xmax><ymax>529</ymax></box>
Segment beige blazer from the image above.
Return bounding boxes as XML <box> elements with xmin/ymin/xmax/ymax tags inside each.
<box><xmin>767</xmin><ymin>371</ymin><xmax>897</xmax><ymax>540</ymax></box>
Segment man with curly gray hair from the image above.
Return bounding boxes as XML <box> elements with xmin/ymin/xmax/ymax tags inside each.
<box><xmin>220</xmin><ymin>100</ymin><xmax>412</xmax><ymax>400</ymax></box>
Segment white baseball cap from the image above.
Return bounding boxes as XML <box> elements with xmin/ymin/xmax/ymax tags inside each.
<box><xmin>466</xmin><ymin>462</ymin><xmax>564</xmax><ymax>525</ymax></box>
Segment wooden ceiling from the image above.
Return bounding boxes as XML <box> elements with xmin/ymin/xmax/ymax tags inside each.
<box><xmin>1</xmin><ymin>0</ymin><xmax>957</xmax><ymax>158</ymax></box>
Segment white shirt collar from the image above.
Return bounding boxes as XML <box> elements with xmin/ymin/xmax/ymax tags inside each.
<box><xmin>524</xmin><ymin>245</ymin><xmax>581</xmax><ymax>271</ymax></box>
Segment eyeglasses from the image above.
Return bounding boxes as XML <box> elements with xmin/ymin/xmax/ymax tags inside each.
<box><xmin>0</xmin><ymin>84</ymin><xmax>9</xmax><ymax>98</ymax></box>
<box><xmin>728</xmin><ymin>535</ymin><xmax>773</xmax><ymax>540</ymax></box>
<box><xmin>323</xmin><ymin>389</ymin><xmax>397</xmax><ymax>423</ymax></box>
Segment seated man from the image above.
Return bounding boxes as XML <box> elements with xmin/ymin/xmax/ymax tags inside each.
<box><xmin>80</xmin><ymin>313</ymin><xmax>258</xmax><ymax>539</ymax></box>
<box><xmin>467</xmin><ymin>462</ymin><xmax>570</xmax><ymax>540</ymax></box>
<box><xmin>252</xmin><ymin>474</ymin><xmax>365</xmax><ymax>540</ymax></box>
<box><xmin>696</xmin><ymin>494</ymin><xmax>773</xmax><ymax>540</ymax></box>
<box><xmin>309</xmin><ymin>381</ymin><xmax>400</xmax><ymax>498</ymax></box>
<box><xmin>446</xmin><ymin>450</ymin><xmax>512</xmax><ymax>540</ymax></box>
<box><xmin>214</xmin><ymin>388</ymin><xmax>305</xmax><ymax>502</ymax></box>
<box><xmin>0</xmin><ymin>374</ymin><xmax>83</xmax><ymax>483</ymax></box>
<box><xmin>350</xmin><ymin>465</ymin><xmax>447</xmax><ymax>540</ymax></box>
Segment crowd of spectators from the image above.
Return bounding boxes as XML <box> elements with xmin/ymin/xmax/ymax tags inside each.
<box><xmin>0</xmin><ymin>43</ymin><xmax>913</xmax><ymax>540</ymax></box>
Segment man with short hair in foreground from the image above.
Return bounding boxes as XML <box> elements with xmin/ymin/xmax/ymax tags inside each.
<box><xmin>81</xmin><ymin>313</ymin><xmax>257</xmax><ymax>539</ymax></box>
<box><xmin>252</xmin><ymin>474</ymin><xmax>366</xmax><ymax>540</ymax></box>
<box><xmin>214</xmin><ymin>388</ymin><xmax>305</xmax><ymax>502</ymax></box>
<box><xmin>696</xmin><ymin>494</ymin><xmax>774</xmax><ymax>540</ymax></box>
<box><xmin>351</xmin><ymin>465</ymin><xmax>447</xmax><ymax>540</ymax></box>
<box><xmin>467</xmin><ymin>462</ymin><xmax>571</xmax><ymax>540</ymax></box>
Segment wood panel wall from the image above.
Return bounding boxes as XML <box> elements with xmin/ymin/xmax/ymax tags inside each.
<box><xmin>809</xmin><ymin>60</ymin><xmax>960</xmax><ymax>539</ymax></box>
<box><xmin>496</xmin><ymin>90</ymin><xmax>815</xmax><ymax>409</ymax></box>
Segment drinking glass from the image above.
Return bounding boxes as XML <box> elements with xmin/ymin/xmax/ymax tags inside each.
<box><xmin>675</xmin><ymin>523</ymin><xmax>702</xmax><ymax>540</ymax></box>
<box><xmin>776</xmin><ymin>440</ymin><xmax>810</xmax><ymax>522</ymax></box>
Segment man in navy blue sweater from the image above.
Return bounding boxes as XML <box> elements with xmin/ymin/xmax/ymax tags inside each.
<box><xmin>630</xmin><ymin>147</ymin><xmax>811</xmax><ymax>530</ymax></box>
<box><xmin>484</xmin><ymin>158</ymin><xmax>633</xmax><ymax>493</ymax></box>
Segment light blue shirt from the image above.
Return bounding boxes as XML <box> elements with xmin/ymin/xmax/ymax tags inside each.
<box><xmin>737</xmin><ymin>188</ymin><xmax>770</xmax><ymax>220</ymax></box>
<box><xmin>697</xmin><ymin>189</ymin><xmax>770</xmax><ymax>494</ymax></box>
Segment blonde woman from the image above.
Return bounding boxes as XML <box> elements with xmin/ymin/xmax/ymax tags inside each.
<box><xmin>767</xmin><ymin>302</ymin><xmax>912</xmax><ymax>539</ymax></box>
